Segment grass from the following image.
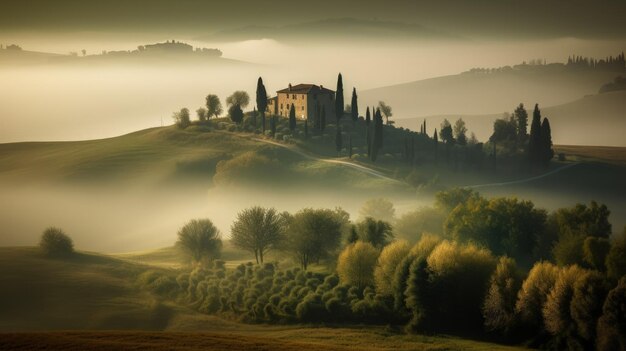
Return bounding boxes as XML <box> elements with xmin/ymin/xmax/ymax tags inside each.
<box><xmin>0</xmin><ymin>246</ymin><xmax>530</xmax><ymax>350</ymax></box>
<box><xmin>554</xmin><ymin>145</ymin><xmax>626</xmax><ymax>166</ymax></box>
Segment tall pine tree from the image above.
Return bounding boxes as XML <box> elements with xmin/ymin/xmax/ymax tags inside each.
<box><xmin>540</xmin><ymin>118</ymin><xmax>554</xmax><ymax>167</ymax></box>
<box><xmin>529</xmin><ymin>103</ymin><xmax>542</xmax><ymax>167</ymax></box>
<box><xmin>256</xmin><ymin>77</ymin><xmax>267</xmax><ymax>133</ymax></box>
<box><xmin>335</xmin><ymin>73</ymin><xmax>344</xmax><ymax>122</ymax></box>
<box><xmin>350</xmin><ymin>87</ymin><xmax>358</xmax><ymax>123</ymax></box>
<box><xmin>289</xmin><ymin>103</ymin><xmax>296</xmax><ymax>131</ymax></box>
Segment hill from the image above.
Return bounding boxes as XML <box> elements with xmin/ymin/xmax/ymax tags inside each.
<box><xmin>0</xmin><ymin>247</ymin><xmax>528</xmax><ymax>351</ymax></box>
<box><xmin>362</xmin><ymin>65</ymin><xmax>624</xmax><ymax>145</ymax></box>
<box><xmin>395</xmin><ymin>91</ymin><xmax>626</xmax><ymax>147</ymax></box>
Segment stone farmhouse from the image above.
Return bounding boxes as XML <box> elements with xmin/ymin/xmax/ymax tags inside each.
<box><xmin>266</xmin><ymin>84</ymin><xmax>335</xmax><ymax>120</ymax></box>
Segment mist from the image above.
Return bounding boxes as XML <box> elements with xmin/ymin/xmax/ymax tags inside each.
<box><xmin>1</xmin><ymin>34</ymin><xmax>623</xmax><ymax>143</ymax></box>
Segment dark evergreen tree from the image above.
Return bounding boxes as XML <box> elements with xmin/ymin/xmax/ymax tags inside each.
<box><xmin>350</xmin><ymin>87</ymin><xmax>358</xmax><ymax>122</ymax></box>
<box><xmin>321</xmin><ymin>106</ymin><xmax>327</xmax><ymax>131</ymax></box>
<box><xmin>365</xmin><ymin>106</ymin><xmax>371</xmax><ymax>126</ymax></box>
<box><xmin>370</xmin><ymin>108</ymin><xmax>384</xmax><ymax>162</ymax></box>
<box><xmin>433</xmin><ymin>129</ymin><xmax>439</xmax><ymax>163</ymax></box>
<box><xmin>229</xmin><ymin>104</ymin><xmax>244</xmax><ymax>124</ymax></box>
<box><xmin>347</xmin><ymin>225</ymin><xmax>359</xmax><ymax>244</ymax></box>
<box><xmin>256</xmin><ymin>77</ymin><xmax>267</xmax><ymax>133</ymax></box>
<box><xmin>304</xmin><ymin>119</ymin><xmax>308</xmax><ymax>139</ymax></box>
<box><xmin>514</xmin><ymin>103</ymin><xmax>528</xmax><ymax>144</ymax></box>
<box><xmin>270</xmin><ymin>115</ymin><xmax>276</xmax><ymax>137</ymax></box>
<box><xmin>335</xmin><ymin>126</ymin><xmax>342</xmax><ymax>156</ymax></box>
<box><xmin>540</xmin><ymin>118</ymin><xmax>554</xmax><ymax>167</ymax></box>
<box><xmin>289</xmin><ymin>103</ymin><xmax>296</xmax><ymax>131</ymax></box>
<box><xmin>529</xmin><ymin>103</ymin><xmax>542</xmax><ymax>167</ymax></box>
<box><xmin>314</xmin><ymin>102</ymin><xmax>321</xmax><ymax>131</ymax></box>
<box><xmin>335</xmin><ymin>73</ymin><xmax>344</xmax><ymax>122</ymax></box>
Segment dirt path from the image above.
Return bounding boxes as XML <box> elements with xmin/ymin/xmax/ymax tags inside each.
<box><xmin>465</xmin><ymin>162</ymin><xmax>580</xmax><ymax>189</ymax></box>
<box><xmin>251</xmin><ymin>137</ymin><xmax>402</xmax><ymax>183</ymax></box>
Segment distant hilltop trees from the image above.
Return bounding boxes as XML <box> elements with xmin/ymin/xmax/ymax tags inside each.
<box><xmin>0</xmin><ymin>44</ymin><xmax>22</xmax><ymax>51</ymax></box>
<box><xmin>466</xmin><ymin>52</ymin><xmax>625</xmax><ymax>74</ymax></box>
<box><xmin>100</xmin><ymin>40</ymin><xmax>222</xmax><ymax>57</ymax></box>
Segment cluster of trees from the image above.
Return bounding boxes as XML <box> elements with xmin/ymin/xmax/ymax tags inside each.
<box><xmin>39</xmin><ymin>227</ymin><xmax>74</xmax><ymax>258</ymax></box>
<box><xmin>489</xmin><ymin>103</ymin><xmax>553</xmax><ymax>169</ymax></box>
<box><xmin>173</xmin><ymin>90</ymin><xmax>251</xmax><ymax>129</ymax></box>
<box><xmin>567</xmin><ymin>52</ymin><xmax>625</xmax><ymax>71</ymax></box>
<box><xmin>136</xmin><ymin>188</ymin><xmax>626</xmax><ymax>349</ymax></box>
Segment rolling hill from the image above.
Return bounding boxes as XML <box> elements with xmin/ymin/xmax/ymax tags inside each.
<box><xmin>394</xmin><ymin>90</ymin><xmax>626</xmax><ymax>147</ymax></box>
<box><xmin>361</xmin><ymin>64</ymin><xmax>624</xmax><ymax>145</ymax></box>
<box><xmin>0</xmin><ymin>246</ymin><xmax>529</xmax><ymax>351</ymax></box>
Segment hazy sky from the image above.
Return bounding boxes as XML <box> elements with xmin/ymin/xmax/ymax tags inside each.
<box><xmin>1</xmin><ymin>0</ymin><xmax>625</xmax><ymax>40</ymax></box>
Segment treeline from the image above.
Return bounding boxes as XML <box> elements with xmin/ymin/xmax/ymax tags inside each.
<box><xmin>136</xmin><ymin>189</ymin><xmax>626</xmax><ymax>350</ymax></box>
<box><xmin>466</xmin><ymin>52</ymin><xmax>626</xmax><ymax>74</ymax></box>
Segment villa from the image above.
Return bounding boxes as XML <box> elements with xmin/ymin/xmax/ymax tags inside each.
<box><xmin>267</xmin><ymin>83</ymin><xmax>335</xmax><ymax>120</ymax></box>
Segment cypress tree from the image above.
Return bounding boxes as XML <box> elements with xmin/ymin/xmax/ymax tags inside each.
<box><xmin>514</xmin><ymin>103</ymin><xmax>528</xmax><ymax>144</ymax></box>
<box><xmin>289</xmin><ymin>103</ymin><xmax>296</xmax><ymax>131</ymax></box>
<box><xmin>365</xmin><ymin>107</ymin><xmax>372</xmax><ymax>157</ymax></box>
<box><xmin>270</xmin><ymin>115</ymin><xmax>276</xmax><ymax>137</ymax></box>
<box><xmin>365</xmin><ymin>107</ymin><xmax>371</xmax><ymax>126</ymax></box>
<box><xmin>315</xmin><ymin>102</ymin><xmax>321</xmax><ymax>131</ymax></box>
<box><xmin>433</xmin><ymin>129</ymin><xmax>439</xmax><ymax>163</ymax></box>
<box><xmin>529</xmin><ymin>103</ymin><xmax>542</xmax><ymax>167</ymax></box>
<box><xmin>335</xmin><ymin>125</ymin><xmax>342</xmax><ymax>156</ymax></box>
<box><xmin>370</xmin><ymin>108</ymin><xmax>384</xmax><ymax>162</ymax></box>
<box><xmin>540</xmin><ymin>118</ymin><xmax>554</xmax><ymax>167</ymax></box>
<box><xmin>350</xmin><ymin>87</ymin><xmax>358</xmax><ymax>123</ymax></box>
<box><xmin>304</xmin><ymin>120</ymin><xmax>308</xmax><ymax>139</ymax></box>
<box><xmin>321</xmin><ymin>106</ymin><xmax>326</xmax><ymax>131</ymax></box>
<box><xmin>423</xmin><ymin>119</ymin><xmax>427</xmax><ymax>135</ymax></box>
<box><xmin>335</xmin><ymin>73</ymin><xmax>344</xmax><ymax>122</ymax></box>
<box><xmin>256</xmin><ymin>77</ymin><xmax>267</xmax><ymax>133</ymax></box>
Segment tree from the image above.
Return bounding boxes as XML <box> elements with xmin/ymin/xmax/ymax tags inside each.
<box><xmin>371</xmin><ymin>108</ymin><xmax>384</xmax><ymax>161</ymax></box>
<box><xmin>335</xmin><ymin>73</ymin><xmax>344</xmax><ymax>122</ymax></box>
<box><xmin>540</xmin><ymin>117</ymin><xmax>554</xmax><ymax>166</ymax></box>
<box><xmin>606</xmin><ymin>228</ymin><xmax>626</xmax><ymax>281</ymax></box>
<box><xmin>256</xmin><ymin>77</ymin><xmax>268</xmax><ymax>132</ymax></box>
<box><xmin>289</xmin><ymin>103</ymin><xmax>296</xmax><ymax>131</ymax></box>
<box><xmin>304</xmin><ymin>119</ymin><xmax>309</xmax><ymax>139</ymax></box>
<box><xmin>490</xmin><ymin>116</ymin><xmax>517</xmax><ymax>147</ymax></box>
<box><xmin>230</xmin><ymin>207</ymin><xmax>284</xmax><ymax>264</ymax></box>
<box><xmin>40</xmin><ymin>227</ymin><xmax>74</xmax><ymax>257</ymax></box>
<box><xmin>347</xmin><ymin>225</ymin><xmax>359</xmax><ymax>244</ymax></box>
<box><xmin>335</xmin><ymin>125</ymin><xmax>342</xmax><ymax>156</ymax></box>
<box><xmin>378</xmin><ymin>101</ymin><xmax>393</xmax><ymax>125</ymax></box>
<box><xmin>359</xmin><ymin>198</ymin><xmax>396</xmax><ymax>223</ymax></box>
<box><xmin>206</xmin><ymin>94</ymin><xmax>223</xmax><ymax>119</ymax></box>
<box><xmin>228</xmin><ymin>104</ymin><xmax>244</xmax><ymax>124</ymax></box>
<box><xmin>374</xmin><ymin>240</ymin><xmax>410</xmax><ymax>296</ymax></box>
<box><xmin>483</xmin><ymin>257</ymin><xmax>522</xmax><ymax>334</ymax></box>
<box><xmin>596</xmin><ymin>277</ymin><xmax>626</xmax><ymax>351</ymax></box>
<box><xmin>196</xmin><ymin>107</ymin><xmax>208</xmax><ymax>122</ymax></box>
<box><xmin>433</xmin><ymin>129</ymin><xmax>438</xmax><ymax>162</ymax></box>
<box><xmin>350</xmin><ymin>88</ymin><xmax>358</xmax><ymax>122</ymax></box>
<box><xmin>453</xmin><ymin>118</ymin><xmax>467</xmax><ymax>145</ymax></box>
<box><xmin>404</xmin><ymin>256</ymin><xmax>430</xmax><ymax>332</ymax></box>
<box><xmin>439</xmin><ymin>119</ymin><xmax>454</xmax><ymax>144</ymax></box>
<box><xmin>528</xmin><ymin>104</ymin><xmax>542</xmax><ymax>167</ymax></box>
<box><xmin>270</xmin><ymin>115</ymin><xmax>277</xmax><ymax>137</ymax></box>
<box><xmin>226</xmin><ymin>90</ymin><xmax>250</xmax><ymax>109</ymax></box>
<box><xmin>570</xmin><ymin>271</ymin><xmax>610</xmax><ymax>343</ymax></box>
<box><xmin>321</xmin><ymin>106</ymin><xmax>327</xmax><ymax>131</ymax></box>
<box><xmin>285</xmin><ymin>208</ymin><xmax>344</xmax><ymax>270</ymax></box>
<box><xmin>515</xmin><ymin>261</ymin><xmax>559</xmax><ymax>330</ymax></box>
<box><xmin>337</xmin><ymin>241</ymin><xmax>379</xmax><ymax>290</ymax></box>
<box><xmin>176</xmin><ymin>219</ymin><xmax>222</xmax><ymax>264</ymax></box>
<box><xmin>582</xmin><ymin>236</ymin><xmax>611</xmax><ymax>271</ymax></box>
<box><xmin>357</xmin><ymin>217</ymin><xmax>393</xmax><ymax>248</ymax></box>
<box><xmin>172</xmin><ymin>107</ymin><xmax>191</xmax><ymax>129</ymax></box>
<box><xmin>542</xmin><ymin>265</ymin><xmax>586</xmax><ymax>335</ymax></box>
<box><xmin>514</xmin><ymin>103</ymin><xmax>528</xmax><ymax>144</ymax></box>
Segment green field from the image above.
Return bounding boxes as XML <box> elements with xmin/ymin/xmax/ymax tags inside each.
<box><xmin>0</xmin><ymin>247</ymin><xmax>529</xmax><ymax>351</ymax></box>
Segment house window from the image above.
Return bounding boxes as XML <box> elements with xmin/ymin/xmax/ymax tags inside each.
<box><xmin>292</xmin><ymin>94</ymin><xmax>296</xmax><ymax>99</ymax></box>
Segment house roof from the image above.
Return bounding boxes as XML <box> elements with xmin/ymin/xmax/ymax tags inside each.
<box><xmin>277</xmin><ymin>84</ymin><xmax>335</xmax><ymax>95</ymax></box>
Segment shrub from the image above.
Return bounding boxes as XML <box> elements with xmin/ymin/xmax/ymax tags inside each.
<box><xmin>409</xmin><ymin>233</ymin><xmax>442</xmax><ymax>259</ymax></box>
<box><xmin>582</xmin><ymin>236</ymin><xmax>611</xmax><ymax>271</ymax></box>
<box><xmin>337</xmin><ymin>242</ymin><xmax>380</xmax><ymax>289</ymax></box>
<box><xmin>374</xmin><ymin>240</ymin><xmax>410</xmax><ymax>296</ymax></box>
<box><xmin>570</xmin><ymin>271</ymin><xmax>610</xmax><ymax>342</ymax></box>
<box><xmin>39</xmin><ymin>227</ymin><xmax>74</xmax><ymax>257</ymax></box>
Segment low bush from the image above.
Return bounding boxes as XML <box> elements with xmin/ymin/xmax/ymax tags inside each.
<box><xmin>39</xmin><ymin>227</ymin><xmax>74</xmax><ymax>257</ymax></box>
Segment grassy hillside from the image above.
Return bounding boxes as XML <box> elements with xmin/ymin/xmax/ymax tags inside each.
<box><xmin>396</xmin><ymin>91</ymin><xmax>626</xmax><ymax>147</ymax></box>
<box><xmin>0</xmin><ymin>247</ymin><xmax>528</xmax><ymax>351</ymax></box>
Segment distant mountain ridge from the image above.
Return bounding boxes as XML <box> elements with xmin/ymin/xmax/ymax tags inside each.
<box><xmin>196</xmin><ymin>18</ymin><xmax>460</xmax><ymax>42</ymax></box>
